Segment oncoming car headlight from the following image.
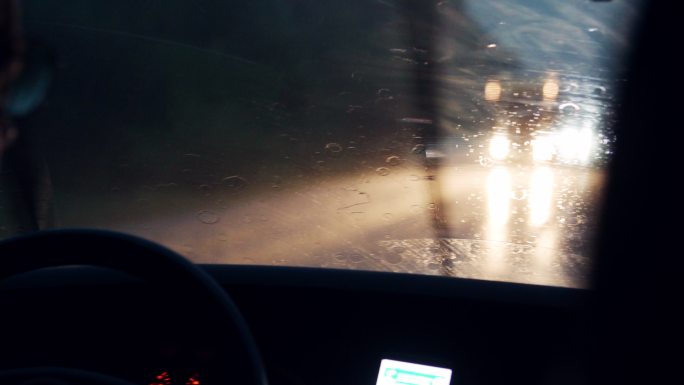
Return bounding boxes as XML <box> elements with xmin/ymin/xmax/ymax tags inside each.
<box><xmin>489</xmin><ymin>134</ymin><xmax>510</xmax><ymax>161</ymax></box>
<box><xmin>557</xmin><ymin>126</ymin><xmax>595</xmax><ymax>165</ymax></box>
<box><xmin>531</xmin><ymin>135</ymin><xmax>555</xmax><ymax>162</ymax></box>
<box><xmin>529</xmin><ymin>124</ymin><xmax>597</xmax><ymax>165</ymax></box>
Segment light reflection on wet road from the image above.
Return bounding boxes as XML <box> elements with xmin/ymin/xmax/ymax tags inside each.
<box><xmin>45</xmin><ymin>161</ymin><xmax>602</xmax><ymax>288</ymax></box>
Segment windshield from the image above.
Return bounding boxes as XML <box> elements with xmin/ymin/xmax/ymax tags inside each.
<box><xmin>0</xmin><ymin>0</ymin><xmax>642</xmax><ymax>288</ymax></box>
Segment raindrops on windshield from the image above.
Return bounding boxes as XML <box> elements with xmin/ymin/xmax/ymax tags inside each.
<box><xmin>385</xmin><ymin>155</ymin><xmax>401</xmax><ymax>166</ymax></box>
<box><xmin>4</xmin><ymin>0</ymin><xmax>638</xmax><ymax>290</ymax></box>
<box><xmin>222</xmin><ymin>176</ymin><xmax>247</xmax><ymax>190</ymax></box>
<box><xmin>384</xmin><ymin>252</ymin><xmax>403</xmax><ymax>265</ymax></box>
<box><xmin>411</xmin><ymin>144</ymin><xmax>426</xmax><ymax>155</ymax></box>
<box><xmin>325</xmin><ymin>143</ymin><xmax>343</xmax><ymax>154</ymax></box>
<box><xmin>197</xmin><ymin>210</ymin><xmax>220</xmax><ymax>225</ymax></box>
<box><xmin>559</xmin><ymin>102</ymin><xmax>581</xmax><ymax>114</ymax></box>
<box><xmin>376</xmin><ymin>167</ymin><xmax>391</xmax><ymax>176</ymax></box>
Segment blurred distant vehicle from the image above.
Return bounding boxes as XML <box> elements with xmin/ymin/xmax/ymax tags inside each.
<box><xmin>426</xmin><ymin>73</ymin><xmax>611</xmax><ymax>168</ymax></box>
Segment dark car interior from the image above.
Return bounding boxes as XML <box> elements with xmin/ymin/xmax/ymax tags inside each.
<box><xmin>0</xmin><ymin>1</ymin><xmax>678</xmax><ymax>385</ymax></box>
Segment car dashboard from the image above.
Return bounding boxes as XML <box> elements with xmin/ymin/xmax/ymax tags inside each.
<box><xmin>0</xmin><ymin>265</ymin><xmax>587</xmax><ymax>385</ymax></box>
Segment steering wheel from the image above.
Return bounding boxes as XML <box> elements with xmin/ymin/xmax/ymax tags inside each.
<box><xmin>0</xmin><ymin>229</ymin><xmax>268</xmax><ymax>385</ymax></box>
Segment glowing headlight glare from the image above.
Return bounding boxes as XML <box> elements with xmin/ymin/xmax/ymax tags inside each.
<box><xmin>489</xmin><ymin>135</ymin><xmax>510</xmax><ymax>161</ymax></box>
<box><xmin>576</xmin><ymin>127</ymin><xmax>594</xmax><ymax>164</ymax></box>
<box><xmin>531</xmin><ymin>136</ymin><xmax>554</xmax><ymax>162</ymax></box>
<box><xmin>487</xmin><ymin>167</ymin><xmax>511</xmax><ymax>225</ymax></box>
<box><xmin>542</xmin><ymin>80</ymin><xmax>559</xmax><ymax>100</ymax></box>
<box><xmin>557</xmin><ymin>128</ymin><xmax>577</xmax><ymax>161</ymax></box>
<box><xmin>557</xmin><ymin>127</ymin><xmax>594</xmax><ymax>164</ymax></box>
<box><xmin>484</xmin><ymin>80</ymin><xmax>502</xmax><ymax>101</ymax></box>
<box><xmin>528</xmin><ymin>167</ymin><xmax>554</xmax><ymax>227</ymax></box>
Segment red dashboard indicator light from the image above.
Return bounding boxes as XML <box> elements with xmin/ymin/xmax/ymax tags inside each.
<box><xmin>150</xmin><ymin>371</ymin><xmax>171</xmax><ymax>385</ymax></box>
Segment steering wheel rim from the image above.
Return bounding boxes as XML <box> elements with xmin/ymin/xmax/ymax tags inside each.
<box><xmin>0</xmin><ymin>229</ymin><xmax>268</xmax><ymax>385</ymax></box>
